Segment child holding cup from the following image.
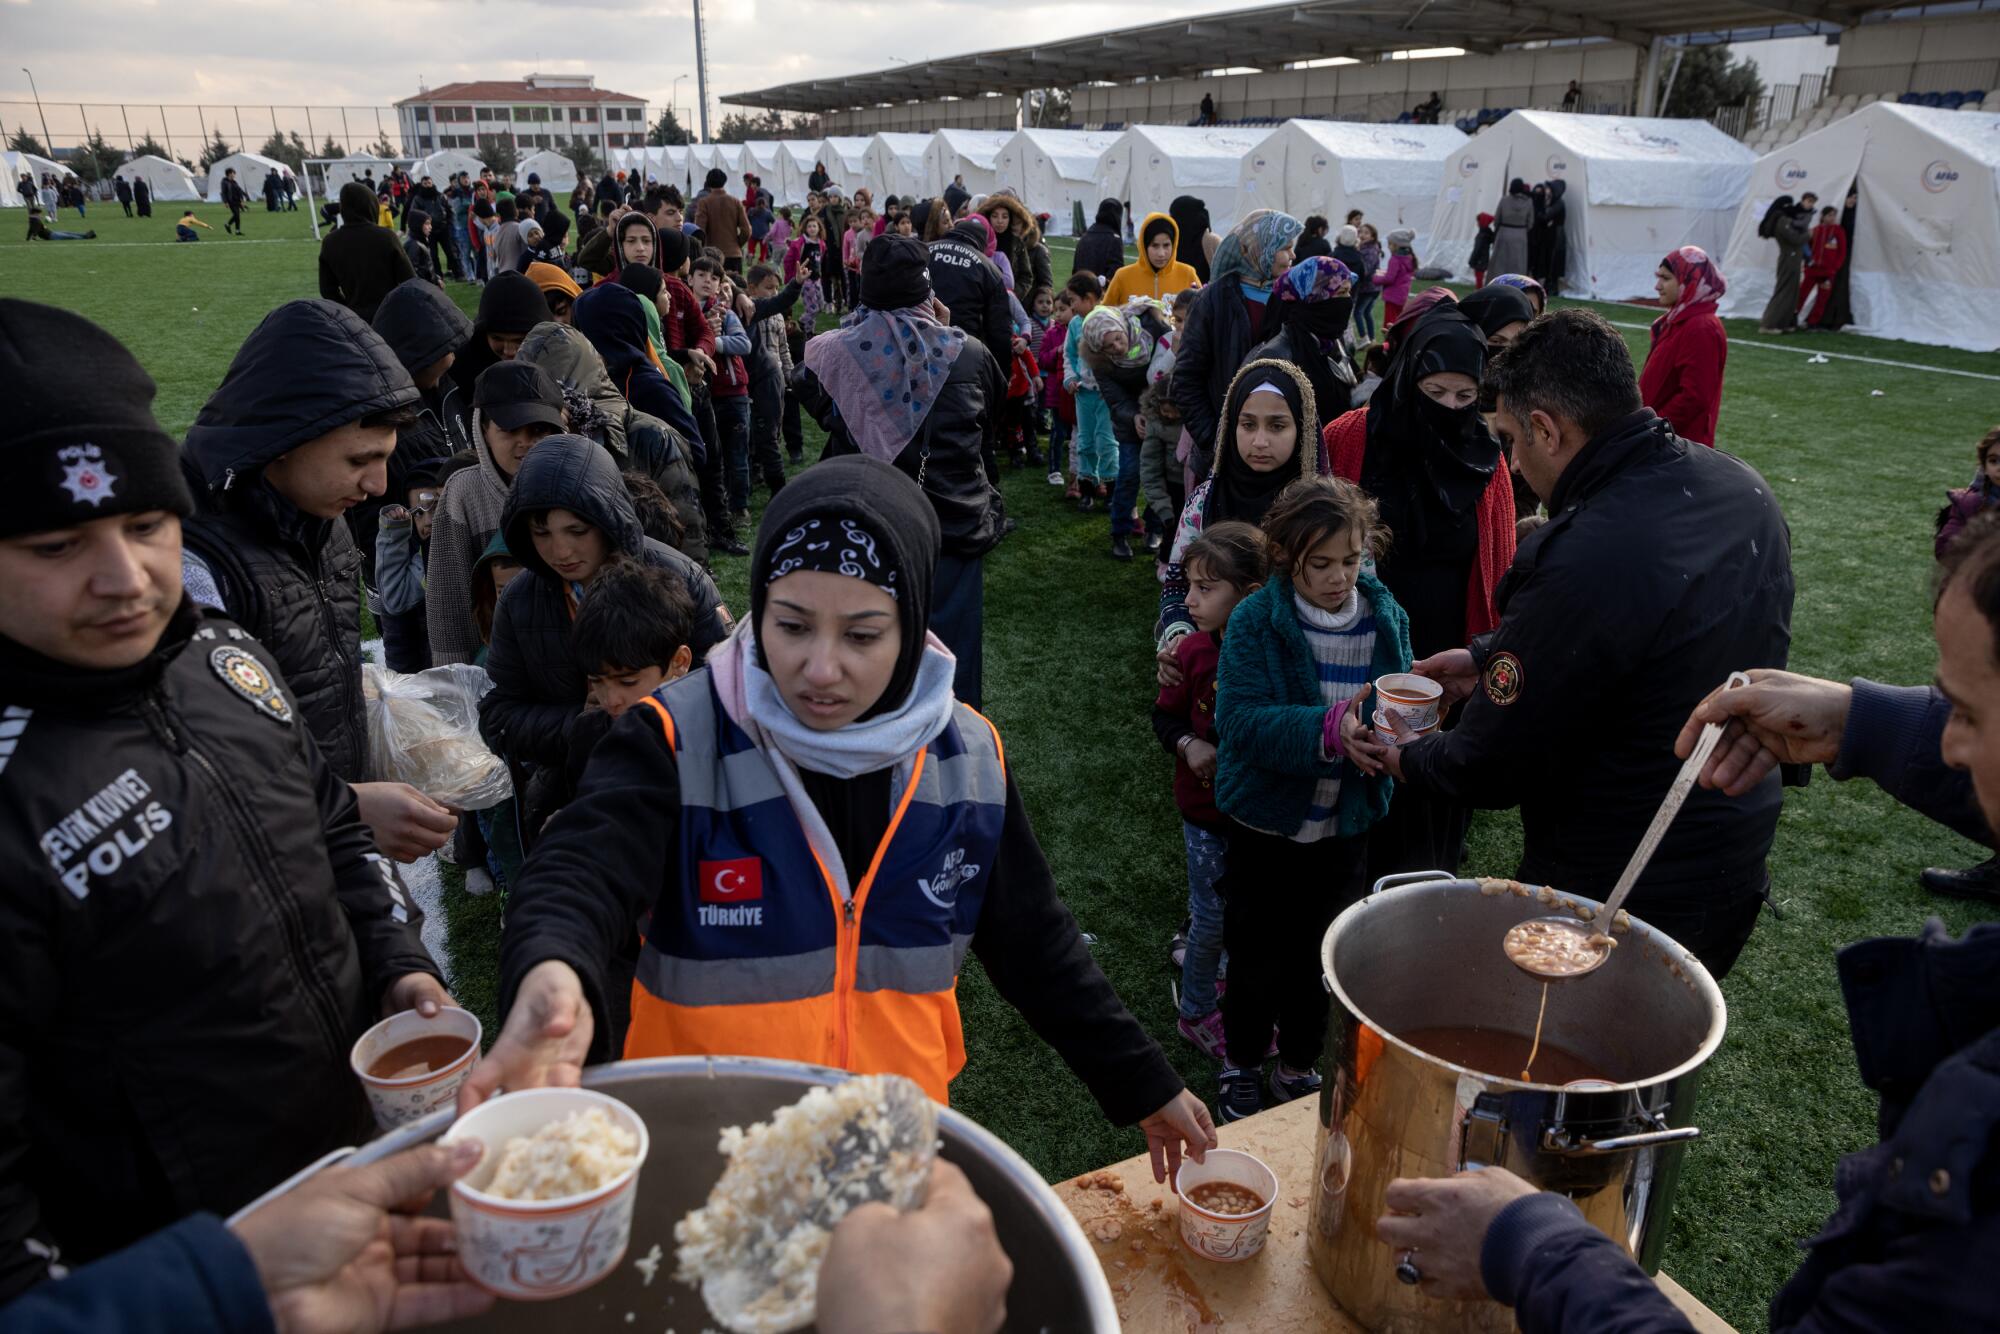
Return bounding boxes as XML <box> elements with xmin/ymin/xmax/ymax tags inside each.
<box><xmin>1212</xmin><ymin>465</ymin><xmax>1410</xmax><ymax>1124</ymax></box>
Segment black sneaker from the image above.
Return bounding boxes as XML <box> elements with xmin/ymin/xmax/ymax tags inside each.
<box><xmin>1167</xmin><ymin>920</ymin><xmax>1189</xmax><ymax>971</ymax></box>
<box><xmin>1077</xmin><ymin>493</ymin><xmax>1095</xmax><ymax>513</ymax></box>
<box><xmin>1268</xmin><ymin>1064</ymin><xmax>1323</xmax><ymax>1106</ymax></box>
<box><xmin>1217</xmin><ymin>1066</ymin><xmax>1263</xmax><ymax>1124</ymax></box>
<box><xmin>1920</xmin><ymin>854</ymin><xmax>2000</xmax><ymax>904</ymax></box>
<box><xmin>1145</xmin><ymin>531</ymin><xmax>1162</xmax><ymax>553</ymax></box>
<box><xmin>1111</xmin><ymin>536</ymin><xmax>1133</xmax><ymax>561</ymax></box>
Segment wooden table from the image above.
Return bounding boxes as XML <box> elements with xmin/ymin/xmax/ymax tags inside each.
<box><xmin>1054</xmin><ymin>1096</ymin><xmax>1735</xmax><ymax>1332</ymax></box>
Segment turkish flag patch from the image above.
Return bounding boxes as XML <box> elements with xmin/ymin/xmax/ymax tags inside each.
<box><xmin>699</xmin><ymin>857</ymin><xmax>764</xmax><ymax>903</ymax></box>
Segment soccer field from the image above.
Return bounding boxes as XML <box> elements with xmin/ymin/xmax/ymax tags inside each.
<box><xmin>7</xmin><ymin>200</ymin><xmax>1995</xmax><ymax>1332</ymax></box>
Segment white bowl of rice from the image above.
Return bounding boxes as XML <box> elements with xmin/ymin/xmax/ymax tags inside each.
<box><xmin>440</xmin><ymin>1087</ymin><xmax>650</xmax><ymax>1300</ymax></box>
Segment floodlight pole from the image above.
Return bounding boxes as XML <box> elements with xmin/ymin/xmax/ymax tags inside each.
<box><xmin>20</xmin><ymin>68</ymin><xmax>53</xmax><ymax>154</ymax></box>
<box><xmin>692</xmin><ymin>0</ymin><xmax>712</xmax><ymax>141</ymax></box>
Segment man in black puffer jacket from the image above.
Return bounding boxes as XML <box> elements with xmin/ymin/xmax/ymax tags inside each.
<box><xmin>181</xmin><ymin>299</ymin><xmax>457</xmax><ymax>864</ymax></box>
<box><xmin>0</xmin><ymin>300</ymin><xmax>445</xmax><ymax>1304</ymax></box>
<box><xmin>478</xmin><ymin>436</ymin><xmax>730</xmax><ymax>793</ymax></box>
<box><xmin>318</xmin><ymin>181</ymin><xmax>415</xmax><ymax>321</ymax></box>
<box><xmin>366</xmin><ymin>279</ymin><xmax>476</xmax><ymax>670</ymax></box>
<box><xmin>1073</xmin><ymin>199</ymin><xmax>1127</xmax><ymax>288</ymax></box>
<box><xmin>926</xmin><ymin>219</ymin><xmax>1012</xmax><ymax>361</ymax></box>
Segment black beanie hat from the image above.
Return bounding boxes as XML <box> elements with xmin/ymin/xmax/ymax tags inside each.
<box><xmin>619</xmin><ymin>263</ymin><xmax>664</xmax><ymax>300</ymax></box>
<box><xmin>477</xmin><ymin>271</ymin><xmax>552</xmax><ymax>336</ymax></box>
<box><xmin>654</xmin><ymin>224</ymin><xmax>690</xmax><ymax>275</ymax></box>
<box><xmin>750</xmin><ymin>454</ymin><xmax>940</xmax><ymax>720</ymax></box>
<box><xmin>858</xmin><ymin>234</ymin><xmax>932</xmax><ymax>312</ymax></box>
<box><xmin>0</xmin><ymin>299</ymin><xmax>193</xmax><ymax>538</ymax></box>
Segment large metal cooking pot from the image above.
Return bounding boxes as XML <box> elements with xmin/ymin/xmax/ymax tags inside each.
<box><xmin>1307</xmin><ymin>872</ymin><xmax>1726</xmax><ymax>1332</ymax></box>
<box><xmin>330</xmin><ymin>1056</ymin><xmax>1117</xmax><ymax>1331</ymax></box>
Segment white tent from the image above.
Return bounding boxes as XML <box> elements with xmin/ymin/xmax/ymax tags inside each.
<box><xmin>514</xmin><ymin>150</ymin><xmax>578</xmax><ymax>194</ymax></box>
<box><xmin>207</xmin><ymin>151</ymin><xmax>295</xmax><ymax>202</ymax></box>
<box><xmin>814</xmin><ymin>137</ymin><xmax>871</xmax><ymax>197</ymax></box>
<box><xmin>1</xmin><ymin>151</ymin><xmax>68</xmax><ymax>205</ymax></box>
<box><xmin>659</xmin><ymin>144</ymin><xmax>693</xmax><ymax>192</ymax></box>
<box><xmin>319</xmin><ymin>154</ymin><xmax>391</xmax><ymax>193</ymax></box>
<box><xmin>411</xmin><ymin>148</ymin><xmax>484</xmax><ymax>185</ymax></box>
<box><xmin>924</xmin><ymin>129</ymin><xmax>1012</xmax><ymax>204</ymax></box>
<box><xmin>864</xmin><ymin>133</ymin><xmax>937</xmax><ymax>202</ymax></box>
<box><xmin>1237</xmin><ymin>120</ymin><xmax>1467</xmax><ymax>258</ymax></box>
<box><xmin>775</xmin><ymin>140</ymin><xmax>820</xmax><ymax>206</ymax></box>
<box><xmin>690</xmin><ymin>142</ymin><xmax>739</xmax><ymax>185</ymax></box>
<box><xmin>117</xmin><ymin>154</ymin><xmax>201</xmax><ymax>203</ymax></box>
<box><xmin>1097</xmin><ymin>125</ymin><xmax>1266</xmax><ymax>233</ymax></box>
<box><xmin>994</xmin><ymin>129</ymin><xmax>1121</xmax><ymax>236</ymax></box>
<box><xmin>1718</xmin><ymin>103</ymin><xmax>2000</xmax><ymax>352</ymax></box>
<box><xmin>739</xmin><ymin>140</ymin><xmax>783</xmax><ymax>191</ymax></box>
<box><xmin>1429</xmin><ymin>111</ymin><xmax>1755</xmax><ymax>300</ymax></box>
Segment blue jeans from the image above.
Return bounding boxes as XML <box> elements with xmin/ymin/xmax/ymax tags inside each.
<box><xmin>1111</xmin><ymin>437</ymin><xmax>1142</xmax><ymax>537</ymax></box>
<box><xmin>714</xmin><ymin>394</ymin><xmax>752</xmax><ymax>511</ymax></box>
<box><xmin>1354</xmin><ymin>292</ymin><xmax>1379</xmax><ymax>341</ymax></box>
<box><xmin>1048</xmin><ymin>416</ymin><xmax>1072</xmax><ymax>474</ymax></box>
<box><xmin>1180</xmin><ymin>821</ymin><xmax>1228</xmax><ymax>1020</ymax></box>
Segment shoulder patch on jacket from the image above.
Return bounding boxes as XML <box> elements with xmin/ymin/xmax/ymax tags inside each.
<box><xmin>1484</xmin><ymin>651</ymin><xmax>1524</xmax><ymax>707</ymax></box>
<box><xmin>210</xmin><ymin>646</ymin><xmax>293</xmax><ymax>725</ymax></box>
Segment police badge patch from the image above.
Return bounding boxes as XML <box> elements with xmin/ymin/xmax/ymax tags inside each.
<box><xmin>210</xmin><ymin>646</ymin><xmax>293</xmax><ymax>724</ymax></box>
<box><xmin>1483</xmin><ymin>651</ymin><xmax>1524</xmax><ymax>707</ymax></box>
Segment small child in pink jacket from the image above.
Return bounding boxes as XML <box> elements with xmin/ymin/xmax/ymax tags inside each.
<box><xmin>1038</xmin><ymin>291</ymin><xmax>1078</xmax><ymax>486</ymax></box>
<box><xmin>1379</xmin><ymin>228</ymin><xmax>1418</xmax><ymax>326</ymax></box>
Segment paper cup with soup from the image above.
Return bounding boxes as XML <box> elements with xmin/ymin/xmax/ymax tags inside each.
<box><xmin>1174</xmin><ymin>1148</ymin><xmax>1278</xmax><ymax>1262</ymax></box>
<box><xmin>351</xmin><ymin>1006</ymin><xmax>482</xmax><ymax>1130</ymax></box>
<box><xmin>1374</xmin><ymin>673</ymin><xmax>1443</xmax><ymax>733</ymax></box>
<box><xmin>441</xmin><ymin>1087</ymin><xmax>650</xmax><ymax>1301</ymax></box>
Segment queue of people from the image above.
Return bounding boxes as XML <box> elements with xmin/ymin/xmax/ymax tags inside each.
<box><xmin>3</xmin><ymin>157</ymin><xmax>1994</xmax><ymax>1334</ymax></box>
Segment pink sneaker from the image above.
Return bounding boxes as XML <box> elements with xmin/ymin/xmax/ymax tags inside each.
<box><xmin>1177</xmin><ymin>1010</ymin><xmax>1228</xmax><ymax>1060</ymax></box>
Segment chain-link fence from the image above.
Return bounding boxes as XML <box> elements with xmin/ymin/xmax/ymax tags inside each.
<box><xmin>0</xmin><ymin>101</ymin><xmax>409</xmax><ymax>174</ymax></box>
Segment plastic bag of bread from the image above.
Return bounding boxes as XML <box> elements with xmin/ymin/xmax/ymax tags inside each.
<box><xmin>362</xmin><ymin>663</ymin><xmax>513</xmax><ymax>810</ymax></box>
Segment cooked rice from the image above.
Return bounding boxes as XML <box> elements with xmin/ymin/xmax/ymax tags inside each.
<box><xmin>484</xmin><ymin>1106</ymin><xmax>639</xmax><ymax>1201</ymax></box>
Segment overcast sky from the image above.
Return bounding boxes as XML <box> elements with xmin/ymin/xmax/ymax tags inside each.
<box><xmin>4</xmin><ymin>0</ymin><xmax>1247</xmax><ymax>137</ymax></box>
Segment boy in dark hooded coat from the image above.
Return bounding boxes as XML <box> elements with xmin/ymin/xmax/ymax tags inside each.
<box><xmin>318</xmin><ymin>182</ymin><xmax>416</xmax><ymax>322</ymax></box>
<box><xmin>1073</xmin><ymin>199</ymin><xmax>1126</xmax><ymax>287</ymax></box>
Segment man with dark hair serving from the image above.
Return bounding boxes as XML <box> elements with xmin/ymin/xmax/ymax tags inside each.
<box><xmin>1367</xmin><ymin>309</ymin><xmax>1796</xmax><ymax>979</ymax></box>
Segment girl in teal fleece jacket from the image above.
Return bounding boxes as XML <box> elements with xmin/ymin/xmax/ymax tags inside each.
<box><xmin>1211</xmin><ymin>470</ymin><xmax>1410</xmax><ymax>1123</ymax></box>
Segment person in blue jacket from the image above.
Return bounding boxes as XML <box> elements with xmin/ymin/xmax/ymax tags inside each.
<box><xmin>1368</xmin><ymin>514</ymin><xmax>2000</xmax><ymax>1334</ymax></box>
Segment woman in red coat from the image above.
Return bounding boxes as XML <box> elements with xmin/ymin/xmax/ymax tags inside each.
<box><xmin>1639</xmin><ymin>245</ymin><xmax>1728</xmax><ymax>447</ymax></box>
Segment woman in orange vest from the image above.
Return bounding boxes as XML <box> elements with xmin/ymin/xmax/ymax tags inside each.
<box><xmin>464</xmin><ymin>454</ymin><xmax>1216</xmax><ymax>1181</ymax></box>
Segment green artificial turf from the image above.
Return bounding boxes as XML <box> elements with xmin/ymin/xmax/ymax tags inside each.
<box><xmin>8</xmin><ymin>204</ymin><xmax>1996</xmax><ymax>1333</ymax></box>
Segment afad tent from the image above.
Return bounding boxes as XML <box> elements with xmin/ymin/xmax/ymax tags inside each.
<box><xmin>1718</xmin><ymin>103</ymin><xmax>2000</xmax><ymax>352</ymax></box>
<box><xmin>775</xmin><ymin>140</ymin><xmax>819</xmax><ymax>207</ymax></box>
<box><xmin>1</xmin><ymin>151</ymin><xmax>68</xmax><ymax>205</ymax></box>
<box><xmin>206</xmin><ymin>151</ymin><xmax>296</xmax><ymax>203</ymax></box>
<box><xmin>924</xmin><ymin>129</ymin><xmax>1012</xmax><ymax>205</ymax></box>
<box><xmin>739</xmin><ymin>140</ymin><xmax>784</xmax><ymax>194</ymax></box>
<box><xmin>813</xmin><ymin>137</ymin><xmax>871</xmax><ymax>197</ymax></box>
<box><xmin>1097</xmin><ymin>125</ymin><xmax>1265</xmax><ymax>233</ymax></box>
<box><xmin>117</xmin><ymin>154</ymin><xmax>202</xmax><ymax>203</ymax></box>
<box><xmin>994</xmin><ymin>129</ymin><xmax>1120</xmax><ymax>237</ymax></box>
<box><xmin>659</xmin><ymin>144</ymin><xmax>693</xmax><ymax>193</ymax></box>
<box><xmin>690</xmin><ymin>142</ymin><xmax>739</xmax><ymax>186</ymax></box>
<box><xmin>1238</xmin><ymin>120</ymin><xmax>1466</xmax><ymax>258</ymax></box>
<box><xmin>863</xmin><ymin>133</ymin><xmax>937</xmax><ymax>203</ymax></box>
<box><xmin>514</xmin><ymin>150</ymin><xmax>578</xmax><ymax>194</ymax></box>
<box><xmin>320</xmin><ymin>154</ymin><xmax>391</xmax><ymax>194</ymax></box>
<box><xmin>1429</xmin><ymin>110</ymin><xmax>1754</xmax><ymax>300</ymax></box>
<box><xmin>411</xmin><ymin>148</ymin><xmax>484</xmax><ymax>186</ymax></box>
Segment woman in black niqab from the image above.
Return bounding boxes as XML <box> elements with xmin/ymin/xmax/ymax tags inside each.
<box><xmin>1169</xmin><ymin>194</ymin><xmax>1213</xmax><ymax>283</ymax></box>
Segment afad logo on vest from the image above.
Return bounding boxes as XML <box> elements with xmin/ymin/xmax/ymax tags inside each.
<box><xmin>917</xmin><ymin>847</ymin><xmax>981</xmax><ymax>910</ymax></box>
<box><xmin>699</xmin><ymin>857</ymin><xmax>764</xmax><ymax>926</ymax></box>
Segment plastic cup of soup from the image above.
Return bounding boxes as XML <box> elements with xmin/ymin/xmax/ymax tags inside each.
<box><xmin>1374</xmin><ymin>673</ymin><xmax>1443</xmax><ymax>732</ymax></box>
<box><xmin>350</xmin><ymin>1006</ymin><xmax>482</xmax><ymax>1130</ymax></box>
<box><xmin>441</xmin><ymin>1087</ymin><xmax>650</xmax><ymax>1301</ymax></box>
<box><xmin>1174</xmin><ymin>1148</ymin><xmax>1278</xmax><ymax>1262</ymax></box>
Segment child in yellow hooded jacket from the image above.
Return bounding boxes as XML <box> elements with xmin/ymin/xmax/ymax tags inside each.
<box><xmin>1105</xmin><ymin>212</ymin><xmax>1202</xmax><ymax>306</ymax></box>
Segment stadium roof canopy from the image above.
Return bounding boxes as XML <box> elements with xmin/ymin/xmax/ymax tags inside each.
<box><xmin>725</xmin><ymin>0</ymin><xmax>1905</xmax><ymax>113</ymax></box>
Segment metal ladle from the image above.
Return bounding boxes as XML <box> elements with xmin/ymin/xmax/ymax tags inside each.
<box><xmin>1508</xmin><ymin>671</ymin><xmax>1753</xmax><ymax>981</ymax></box>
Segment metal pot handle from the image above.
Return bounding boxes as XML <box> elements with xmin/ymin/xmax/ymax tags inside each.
<box><xmin>224</xmin><ymin>1146</ymin><xmax>356</xmax><ymax>1227</ymax></box>
<box><xmin>1542</xmin><ymin>1125</ymin><xmax>1701</xmax><ymax>1155</ymax></box>
<box><xmin>1370</xmin><ymin>870</ymin><xmax>1454</xmax><ymax>895</ymax></box>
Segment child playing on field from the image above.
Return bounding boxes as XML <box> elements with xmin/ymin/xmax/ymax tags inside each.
<box><xmin>767</xmin><ymin>206</ymin><xmax>793</xmax><ymax>260</ymax></box>
<box><xmin>1154</xmin><ymin>520</ymin><xmax>1267</xmax><ymax>1060</ymax></box>
<box><xmin>1063</xmin><ymin>271</ymin><xmax>1115</xmax><ymax>510</ymax></box>
<box><xmin>1799</xmin><ymin>205</ymin><xmax>1846</xmax><ymax>328</ymax></box>
<box><xmin>1469</xmin><ymin>212</ymin><xmax>1496</xmax><ymax>288</ymax></box>
<box><xmin>1936</xmin><ymin>425</ymin><xmax>2000</xmax><ymax>559</ymax></box>
<box><xmin>1039</xmin><ymin>289</ymin><xmax>1078</xmax><ymax>487</ymax></box>
<box><xmin>1378</xmin><ymin>228</ymin><xmax>1418</xmax><ymax>326</ymax></box>
<box><xmin>1211</xmin><ymin>471</ymin><xmax>1409</xmax><ymax>1122</ymax></box>
<box><xmin>173</xmin><ymin>210</ymin><xmax>210</xmax><ymax>243</ymax></box>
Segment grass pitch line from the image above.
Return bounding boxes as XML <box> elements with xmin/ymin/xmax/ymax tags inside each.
<box><xmin>1596</xmin><ymin>313</ymin><xmax>2000</xmax><ymax>384</ymax></box>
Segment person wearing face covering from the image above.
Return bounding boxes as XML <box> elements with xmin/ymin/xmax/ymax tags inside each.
<box><xmin>1453</xmin><ymin>283</ymin><xmax>1537</xmax><ymax>348</ymax></box>
<box><xmin>1156</xmin><ymin>357</ymin><xmax>1327</xmax><ymax>652</ymax></box>
<box><xmin>1169</xmin><ymin>195</ymin><xmax>1215</xmax><ymax>284</ymax></box>
<box><xmin>1247</xmin><ymin>256</ymin><xmax>1358</xmax><ymax>426</ymax></box>
<box><xmin>467</xmin><ymin>454</ymin><xmax>1218</xmax><ymax>1182</ymax></box>
<box><xmin>797</xmin><ymin>235</ymin><xmax>1006</xmax><ymax>708</ymax></box>
<box><xmin>1323</xmin><ymin>305</ymin><xmax>1515</xmax><ymax>875</ymax></box>
<box><xmin>1489</xmin><ymin>179</ymin><xmax>1534</xmax><ymax>280</ymax></box>
<box><xmin>1639</xmin><ymin>246</ymin><xmax>1729</xmax><ymax>448</ymax></box>
<box><xmin>1172</xmin><ymin>209</ymin><xmax>1305</xmax><ymax>485</ymax></box>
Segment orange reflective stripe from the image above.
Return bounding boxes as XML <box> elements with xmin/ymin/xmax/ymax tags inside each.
<box><xmin>961</xmin><ymin>704</ymin><xmax>1006</xmax><ymax>775</ymax></box>
<box><xmin>637</xmin><ymin>695</ymin><xmax>676</xmax><ymax>749</ymax></box>
<box><xmin>828</xmin><ymin>746</ymin><xmax>928</xmax><ymax>1069</ymax></box>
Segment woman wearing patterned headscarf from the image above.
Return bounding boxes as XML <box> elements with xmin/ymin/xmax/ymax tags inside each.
<box><xmin>1171</xmin><ymin>209</ymin><xmax>1306</xmax><ymax>485</ymax></box>
<box><xmin>1082</xmin><ymin>298</ymin><xmax>1176</xmax><ymax>561</ymax></box>
<box><xmin>469</xmin><ymin>452</ymin><xmax>1217</xmax><ymax>1177</ymax></box>
<box><xmin>796</xmin><ymin>234</ymin><xmax>1005</xmax><ymax>706</ymax></box>
<box><xmin>1248</xmin><ymin>256</ymin><xmax>1358</xmax><ymax>424</ymax></box>
<box><xmin>1640</xmin><ymin>245</ymin><xmax>1729</xmax><ymax>447</ymax></box>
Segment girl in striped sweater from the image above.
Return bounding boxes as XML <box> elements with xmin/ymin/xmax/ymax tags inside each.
<box><xmin>1212</xmin><ymin>471</ymin><xmax>1410</xmax><ymax>1122</ymax></box>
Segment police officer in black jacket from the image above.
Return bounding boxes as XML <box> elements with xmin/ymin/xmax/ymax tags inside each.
<box><xmin>0</xmin><ymin>300</ymin><xmax>447</xmax><ymax>1303</ymax></box>
<box><xmin>926</xmin><ymin>219</ymin><xmax>1013</xmax><ymax>364</ymax></box>
<box><xmin>1367</xmin><ymin>310</ymin><xmax>1795</xmax><ymax>979</ymax></box>
<box><xmin>181</xmin><ymin>298</ymin><xmax>457</xmax><ymax>863</ymax></box>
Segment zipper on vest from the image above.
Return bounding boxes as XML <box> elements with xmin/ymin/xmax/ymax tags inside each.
<box><xmin>147</xmin><ymin>688</ymin><xmax>350</xmax><ymax>1067</ymax></box>
<box><xmin>834</xmin><ymin>893</ymin><xmax>858</xmax><ymax>1068</ymax></box>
